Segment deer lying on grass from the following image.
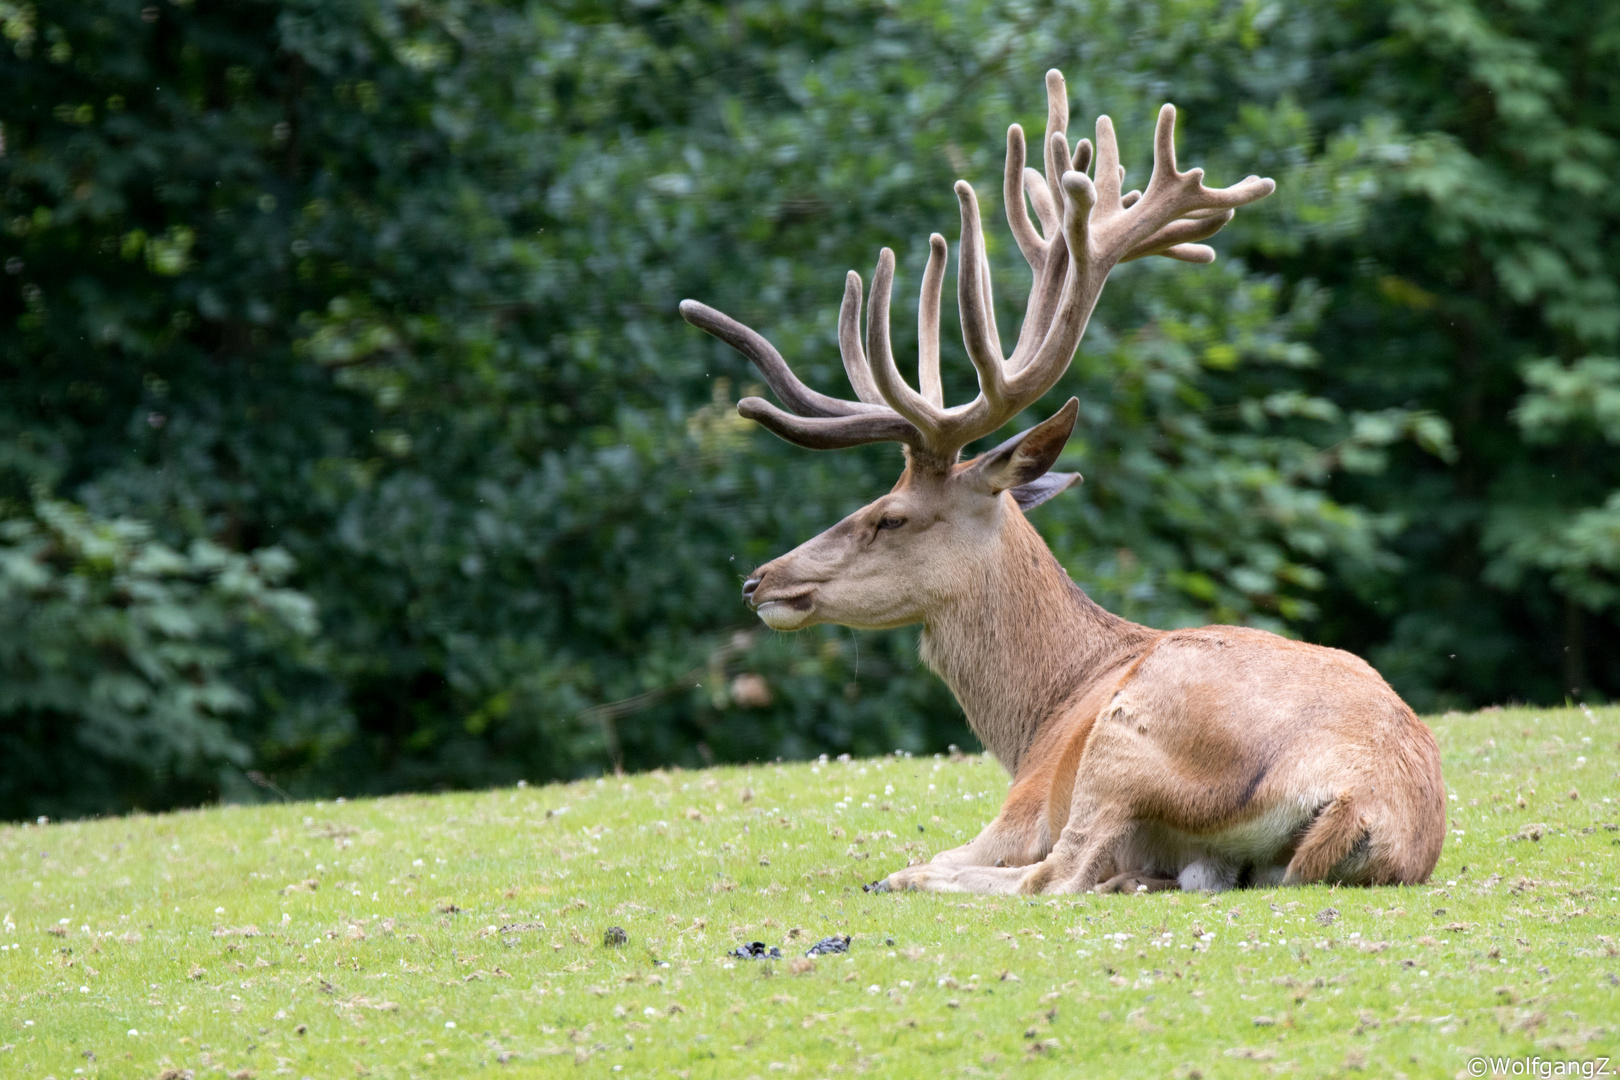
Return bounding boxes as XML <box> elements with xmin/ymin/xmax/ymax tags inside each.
<box><xmin>681</xmin><ymin>71</ymin><xmax>1444</xmax><ymax>894</ymax></box>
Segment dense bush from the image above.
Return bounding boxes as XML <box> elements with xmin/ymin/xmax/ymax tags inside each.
<box><xmin>0</xmin><ymin>495</ymin><xmax>320</xmax><ymax>817</ymax></box>
<box><xmin>2</xmin><ymin>0</ymin><xmax>1614</xmax><ymax>819</ymax></box>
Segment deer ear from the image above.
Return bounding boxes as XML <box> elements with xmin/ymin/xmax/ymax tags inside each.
<box><xmin>961</xmin><ymin>397</ymin><xmax>1079</xmax><ymax>495</ymax></box>
<box><xmin>1010</xmin><ymin>470</ymin><xmax>1082</xmax><ymax>511</ymax></box>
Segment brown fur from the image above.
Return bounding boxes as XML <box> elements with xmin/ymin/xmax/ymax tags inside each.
<box><xmin>746</xmin><ymin>468</ymin><xmax>1446</xmax><ymax>894</ymax></box>
<box><xmin>697</xmin><ymin>71</ymin><xmax>1443</xmax><ymax>894</ymax></box>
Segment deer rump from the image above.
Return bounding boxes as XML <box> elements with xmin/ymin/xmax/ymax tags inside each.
<box><xmin>682</xmin><ymin>68</ymin><xmax>1446</xmax><ymax>894</ymax></box>
<box><xmin>1014</xmin><ymin>626</ymin><xmax>1446</xmax><ymax>895</ymax></box>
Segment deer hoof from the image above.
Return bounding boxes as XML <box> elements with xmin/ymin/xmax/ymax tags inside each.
<box><xmin>868</xmin><ymin>864</ymin><xmax>935</xmax><ymax>891</ymax></box>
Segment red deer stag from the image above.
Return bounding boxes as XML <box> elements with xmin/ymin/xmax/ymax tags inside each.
<box><xmin>680</xmin><ymin>71</ymin><xmax>1444</xmax><ymax>894</ymax></box>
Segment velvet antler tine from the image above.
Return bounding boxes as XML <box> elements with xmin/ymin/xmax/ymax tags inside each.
<box><xmin>1007</xmin><ymin>217</ymin><xmax>1069</xmax><ymax>374</ymax></box>
<box><xmin>838</xmin><ymin>271</ymin><xmax>885</xmax><ymax>406</ymax></box>
<box><xmin>1193</xmin><ymin>174</ymin><xmax>1277</xmax><ymax>209</ymax></box>
<box><xmin>1060</xmin><ymin>169</ymin><xmax>1097</xmax><ymax>264</ymax></box>
<box><xmin>1159</xmin><ymin>243</ymin><xmax>1217</xmax><ymax>263</ymax></box>
<box><xmin>1152</xmin><ymin>102</ymin><xmax>1180</xmax><ymax>180</ymax></box>
<box><xmin>1008</xmin><ymin>153</ymin><xmax>1076</xmax><ymax>372</ymax></box>
<box><xmin>1010</xmin><ymin>169</ymin><xmax>1102</xmax><ymax>397</ymax></box>
<box><xmin>1043</xmin><ymin>69</ymin><xmax>1069</xmax><ymax>210</ymax></box>
<box><xmin>1071</xmin><ymin>137</ymin><xmax>1093</xmax><ymax>177</ymax></box>
<box><xmin>1047</xmin><ymin>131</ymin><xmax>1073</xmax><ymax>211</ymax></box>
<box><xmin>1137</xmin><ymin>105</ymin><xmax>1197</xmax><ymax>223</ymax></box>
<box><xmin>979</xmin><ymin>245</ymin><xmax>999</xmax><ymax>361</ymax></box>
<box><xmin>679</xmin><ymin>299</ymin><xmax>874</xmax><ymax>418</ymax></box>
<box><xmin>954</xmin><ymin>181</ymin><xmax>1009</xmax><ymax>404</ymax></box>
<box><xmin>1121</xmin><ymin>209</ymin><xmax>1234</xmax><ymax>262</ymax></box>
<box><xmin>1044</xmin><ymin>69</ymin><xmax>1069</xmax><ymax>132</ymax></box>
<box><xmin>974</xmin><ymin>189</ymin><xmax>1001</xmax><ymax>369</ymax></box>
<box><xmin>918</xmin><ymin>234</ymin><xmax>948</xmax><ymax>408</ymax></box>
<box><xmin>738</xmin><ymin>397</ymin><xmax>920</xmax><ymax>450</ymax></box>
<box><xmin>865</xmin><ymin>248</ymin><xmax>941</xmax><ymax>433</ymax></box>
<box><xmin>1024</xmin><ymin>168</ymin><xmax>1060</xmax><ymax>238</ymax></box>
<box><xmin>1004</xmin><ymin>126</ymin><xmax>1045</xmax><ymax>268</ymax></box>
<box><xmin>1093</xmin><ymin>115</ymin><xmax>1122</xmax><ymax>211</ymax></box>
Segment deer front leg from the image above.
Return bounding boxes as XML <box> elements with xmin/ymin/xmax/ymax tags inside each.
<box><xmin>864</xmin><ymin>819</ymin><xmax>1041</xmax><ymax>893</ymax></box>
<box><xmin>1017</xmin><ymin>801</ymin><xmax>1139</xmax><ymax>895</ymax></box>
<box><xmin>913</xmin><ymin>864</ymin><xmax>1174</xmax><ymax>895</ymax></box>
<box><xmin>925</xmin><ymin>807</ymin><xmax>1049</xmax><ymax>868</ymax></box>
<box><xmin>871</xmin><ymin>796</ymin><xmax>1137</xmax><ymax>896</ymax></box>
<box><xmin>875</xmin><ymin>861</ymin><xmax>1033</xmax><ymax>894</ymax></box>
<box><xmin>870</xmin><ymin>811</ymin><xmax>1135</xmax><ymax>895</ymax></box>
<box><xmin>866</xmin><ymin>770</ymin><xmax>1057</xmax><ymax>892</ymax></box>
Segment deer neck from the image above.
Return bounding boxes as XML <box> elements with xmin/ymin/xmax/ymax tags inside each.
<box><xmin>918</xmin><ymin>509</ymin><xmax>1152</xmax><ymax>774</ymax></box>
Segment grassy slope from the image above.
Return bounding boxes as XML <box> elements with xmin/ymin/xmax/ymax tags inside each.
<box><xmin>2</xmin><ymin>707</ymin><xmax>1617</xmax><ymax>1080</ymax></box>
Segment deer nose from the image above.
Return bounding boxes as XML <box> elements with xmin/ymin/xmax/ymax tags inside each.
<box><xmin>742</xmin><ymin>575</ymin><xmax>762</xmax><ymax>606</ymax></box>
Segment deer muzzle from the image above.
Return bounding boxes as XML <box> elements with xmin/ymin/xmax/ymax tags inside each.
<box><xmin>743</xmin><ymin>568</ymin><xmax>818</xmax><ymax>629</ymax></box>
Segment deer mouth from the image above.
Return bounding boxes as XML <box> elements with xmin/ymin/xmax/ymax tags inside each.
<box><xmin>755</xmin><ymin>590</ymin><xmax>816</xmax><ymax>629</ymax></box>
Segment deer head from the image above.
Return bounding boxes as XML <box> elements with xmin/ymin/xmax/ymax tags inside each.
<box><xmin>682</xmin><ymin>70</ymin><xmax>1274</xmax><ymax>634</ymax></box>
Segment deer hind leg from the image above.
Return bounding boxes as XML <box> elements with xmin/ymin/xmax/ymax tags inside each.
<box><xmin>1282</xmin><ymin>793</ymin><xmax>1371</xmax><ymax>886</ymax></box>
<box><xmin>1096</xmin><ymin>871</ymin><xmax>1178</xmax><ymax>895</ymax></box>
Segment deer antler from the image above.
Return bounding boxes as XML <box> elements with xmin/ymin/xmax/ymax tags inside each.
<box><xmin>679</xmin><ymin>70</ymin><xmax>1275</xmax><ymax>465</ymax></box>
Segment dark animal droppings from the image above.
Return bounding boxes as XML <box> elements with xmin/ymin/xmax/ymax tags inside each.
<box><xmin>729</xmin><ymin>941</ymin><xmax>782</xmax><ymax>960</ymax></box>
<box><xmin>602</xmin><ymin>926</ymin><xmax>628</xmax><ymax>946</ymax></box>
<box><xmin>805</xmin><ymin>934</ymin><xmax>851</xmax><ymax>957</ymax></box>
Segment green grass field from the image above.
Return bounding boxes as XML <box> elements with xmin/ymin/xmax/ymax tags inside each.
<box><xmin>3</xmin><ymin>707</ymin><xmax>1617</xmax><ymax>1079</ymax></box>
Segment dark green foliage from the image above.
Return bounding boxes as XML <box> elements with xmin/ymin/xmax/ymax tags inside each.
<box><xmin>1275</xmin><ymin>0</ymin><xmax>1620</xmax><ymax>707</ymax></box>
<box><xmin>0</xmin><ymin>496</ymin><xmax>321</xmax><ymax>818</ymax></box>
<box><xmin>2</xmin><ymin>0</ymin><xmax>1613</xmax><ymax>819</ymax></box>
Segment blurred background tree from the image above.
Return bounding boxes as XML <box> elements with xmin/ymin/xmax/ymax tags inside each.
<box><xmin>1</xmin><ymin>0</ymin><xmax>1613</xmax><ymax>820</ymax></box>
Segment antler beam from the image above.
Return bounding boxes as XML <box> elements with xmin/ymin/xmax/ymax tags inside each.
<box><xmin>680</xmin><ymin>71</ymin><xmax>1275</xmax><ymax>465</ymax></box>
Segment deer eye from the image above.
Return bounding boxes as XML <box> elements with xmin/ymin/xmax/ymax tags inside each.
<box><xmin>877</xmin><ymin>516</ymin><xmax>906</xmax><ymax>531</ymax></box>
